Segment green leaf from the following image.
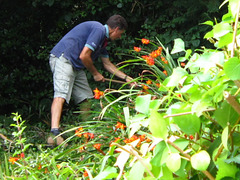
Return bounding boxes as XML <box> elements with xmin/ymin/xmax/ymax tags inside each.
<box><xmin>214</xmin><ymin>101</ymin><xmax>239</xmax><ymax>128</ymax></box>
<box><xmin>218</xmin><ymin>33</ymin><xmax>233</xmax><ymax>48</ymax></box>
<box><xmin>202</xmin><ymin>20</ymin><xmax>214</xmax><ymax>26</ymax></box>
<box><xmin>149</xmin><ymin>99</ymin><xmax>161</xmax><ymax>111</ymax></box>
<box><xmin>204</xmin><ymin>30</ymin><xmax>214</xmax><ymax>39</ymax></box>
<box><xmin>221</xmin><ymin>126</ymin><xmax>229</xmax><ymax>151</ymax></box>
<box><xmin>224</xmin><ymin>57</ymin><xmax>240</xmax><ymax>80</ymax></box>
<box><xmin>135</xmin><ymin>94</ymin><xmax>151</xmax><ymax>114</ymax></box>
<box><xmin>171</xmin><ymin>38</ymin><xmax>185</xmax><ymax>54</ymax></box>
<box><xmin>170</xmin><ymin>104</ymin><xmax>200</xmax><ymax>135</ymax></box>
<box><xmin>93</xmin><ymin>167</ymin><xmax>117</xmax><ymax>180</ymax></box>
<box><xmin>225</xmin><ymin>154</ymin><xmax>240</xmax><ymax>164</ymax></box>
<box><xmin>128</xmin><ymin>160</ymin><xmax>145</xmax><ymax>180</ymax></box>
<box><xmin>149</xmin><ymin>111</ymin><xmax>168</xmax><ymax>139</ymax></box>
<box><xmin>166</xmin><ymin>153</ymin><xmax>181</xmax><ymax>172</ymax></box>
<box><xmin>166</xmin><ymin>67</ymin><xmax>188</xmax><ymax>87</ymax></box>
<box><xmin>150</xmin><ymin>141</ymin><xmax>166</xmax><ymax>167</ymax></box>
<box><xmin>215</xmin><ymin>159</ymin><xmax>238</xmax><ymax>180</ymax></box>
<box><xmin>191</xmin><ymin>150</ymin><xmax>211</xmax><ymax>171</ymax></box>
<box><xmin>229</xmin><ymin>0</ymin><xmax>240</xmax><ymax>17</ymax></box>
<box><xmin>213</xmin><ymin>22</ymin><xmax>232</xmax><ymax>38</ymax></box>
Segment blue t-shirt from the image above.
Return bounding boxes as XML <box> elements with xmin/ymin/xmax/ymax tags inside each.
<box><xmin>50</xmin><ymin>21</ymin><xmax>109</xmax><ymax>70</ymax></box>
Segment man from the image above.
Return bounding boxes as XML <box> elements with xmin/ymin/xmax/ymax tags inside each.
<box><xmin>48</xmin><ymin>15</ymin><xmax>133</xmax><ymax>143</ymax></box>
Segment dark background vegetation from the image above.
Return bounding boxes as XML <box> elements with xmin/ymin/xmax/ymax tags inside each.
<box><xmin>0</xmin><ymin>0</ymin><xmax>226</xmax><ymax>123</ymax></box>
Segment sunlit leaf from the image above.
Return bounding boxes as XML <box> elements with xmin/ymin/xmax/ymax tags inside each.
<box><xmin>166</xmin><ymin>67</ymin><xmax>188</xmax><ymax>87</ymax></box>
<box><xmin>222</xmin><ymin>126</ymin><xmax>229</xmax><ymax>151</ymax></box>
<box><xmin>215</xmin><ymin>159</ymin><xmax>238</xmax><ymax>180</ymax></box>
<box><xmin>135</xmin><ymin>94</ymin><xmax>151</xmax><ymax>114</ymax></box>
<box><xmin>149</xmin><ymin>111</ymin><xmax>168</xmax><ymax>139</ymax></box>
<box><xmin>224</xmin><ymin>57</ymin><xmax>240</xmax><ymax>80</ymax></box>
<box><xmin>171</xmin><ymin>38</ymin><xmax>185</xmax><ymax>54</ymax></box>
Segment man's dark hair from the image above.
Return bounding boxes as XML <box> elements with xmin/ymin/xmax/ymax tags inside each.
<box><xmin>106</xmin><ymin>15</ymin><xmax>128</xmax><ymax>30</ymax></box>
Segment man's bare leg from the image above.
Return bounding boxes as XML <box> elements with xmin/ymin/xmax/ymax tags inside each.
<box><xmin>51</xmin><ymin>97</ymin><xmax>65</xmax><ymax>130</ymax></box>
<box><xmin>47</xmin><ymin>97</ymin><xmax>66</xmax><ymax>146</ymax></box>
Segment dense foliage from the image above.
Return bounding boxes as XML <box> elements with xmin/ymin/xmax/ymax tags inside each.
<box><xmin>0</xmin><ymin>0</ymin><xmax>225</xmax><ymax>119</ymax></box>
<box><xmin>2</xmin><ymin>0</ymin><xmax>240</xmax><ymax>179</ymax></box>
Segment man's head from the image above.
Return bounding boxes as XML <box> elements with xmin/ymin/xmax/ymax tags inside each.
<box><xmin>106</xmin><ymin>15</ymin><xmax>128</xmax><ymax>40</ymax></box>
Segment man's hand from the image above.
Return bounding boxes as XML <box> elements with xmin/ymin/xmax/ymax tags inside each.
<box><xmin>93</xmin><ymin>73</ymin><xmax>105</xmax><ymax>82</ymax></box>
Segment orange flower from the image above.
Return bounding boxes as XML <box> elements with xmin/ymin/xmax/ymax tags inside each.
<box><xmin>150</xmin><ymin>47</ymin><xmax>162</xmax><ymax>58</ymax></box>
<box><xmin>9</xmin><ymin>157</ymin><xmax>20</xmax><ymax>164</ymax></box>
<box><xmin>150</xmin><ymin>51</ymin><xmax>159</xmax><ymax>58</ymax></box>
<box><xmin>161</xmin><ymin>56</ymin><xmax>166</xmax><ymax>61</ymax></box>
<box><xmin>115</xmin><ymin>121</ymin><xmax>126</xmax><ymax>130</ymax></box>
<box><xmin>79</xmin><ymin>146</ymin><xmax>86</xmax><ymax>152</ymax></box>
<box><xmin>75</xmin><ymin>127</ymin><xmax>83</xmax><ymax>137</ymax></box>
<box><xmin>163</xmin><ymin>70</ymin><xmax>167</xmax><ymax>76</ymax></box>
<box><xmin>142</xmin><ymin>55</ymin><xmax>154</xmax><ymax>65</ymax></box>
<box><xmin>38</xmin><ymin>164</ymin><xmax>42</xmax><ymax>170</ymax></box>
<box><xmin>93</xmin><ymin>143</ymin><xmax>102</xmax><ymax>150</ymax></box>
<box><xmin>88</xmin><ymin>132</ymin><xmax>94</xmax><ymax>139</ymax></box>
<box><xmin>146</xmin><ymin>80</ymin><xmax>152</xmax><ymax>84</ymax></box>
<box><xmin>142</xmin><ymin>84</ymin><xmax>149</xmax><ymax>90</ymax></box>
<box><xmin>141</xmin><ymin>38</ymin><xmax>150</xmax><ymax>44</ymax></box>
<box><xmin>139</xmin><ymin>134</ymin><xmax>146</xmax><ymax>142</ymax></box>
<box><xmin>83</xmin><ymin>133</ymin><xmax>89</xmax><ymax>139</ymax></box>
<box><xmin>134</xmin><ymin>46</ymin><xmax>141</xmax><ymax>52</ymax></box>
<box><xmin>93</xmin><ymin>88</ymin><xmax>104</xmax><ymax>99</ymax></box>
<box><xmin>156</xmin><ymin>83</ymin><xmax>161</xmax><ymax>88</ymax></box>
<box><xmin>56</xmin><ymin>164</ymin><xmax>61</xmax><ymax>169</ymax></box>
<box><xmin>83</xmin><ymin>170</ymin><xmax>89</xmax><ymax>177</ymax></box>
<box><xmin>44</xmin><ymin>168</ymin><xmax>48</xmax><ymax>174</ymax></box>
<box><xmin>181</xmin><ymin>62</ymin><xmax>186</xmax><ymax>67</ymax></box>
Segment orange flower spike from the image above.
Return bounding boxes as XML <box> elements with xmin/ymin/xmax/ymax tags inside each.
<box><xmin>38</xmin><ymin>164</ymin><xmax>42</xmax><ymax>170</ymax></box>
<box><xmin>83</xmin><ymin>133</ymin><xmax>89</xmax><ymax>139</ymax></box>
<box><xmin>115</xmin><ymin>121</ymin><xmax>126</xmax><ymax>130</ymax></box>
<box><xmin>146</xmin><ymin>80</ymin><xmax>152</xmax><ymax>85</ymax></box>
<box><xmin>156</xmin><ymin>83</ymin><xmax>161</xmax><ymax>88</ymax></box>
<box><xmin>75</xmin><ymin>127</ymin><xmax>83</xmax><ymax>137</ymax></box>
<box><xmin>9</xmin><ymin>157</ymin><xmax>20</xmax><ymax>164</ymax></box>
<box><xmin>161</xmin><ymin>56</ymin><xmax>166</xmax><ymax>61</ymax></box>
<box><xmin>157</xmin><ymin>46</ymin><xmax>163</xmax><ymax>54</ymax></box>
<box><xmin>181</xmin><ymin>62</ymin><xmax>186</xmax><ymax>67</ymax></box>
<box><xmin>93</xmin><ymin>143</ymin><xmax>102</xmax><ymax>150</ymax></box>
<box><xmin>139</xmin><ymin>134</ymin><xmax>146</xmax><ymax>142</ymax></box>
<box><xmin>114</xmin><ymin>137</ymin><xmax>121</xmax><ymax>142</ymax></box>
<box><xmin>93</xmin><ymin>88</ymin><xmax>100</xmax><ymax>94</ymax></box>
<box><xmin>83</xmin><ymin>170</ymin><xmax>89</xmax><ymax>177</ymax></box>
<box><xmin>163</xmin><ymin>70</ymin><xmax>167</xmax><ymax>76</ymax></box>
<box><xmin>134</xmin><ymin>46</ymin><xmax>141</xmax><ymax>52</ymax></box>
<box><xmin>142</xmin><ymin>85</ymin><xmax>149</xmax><ymax>90</ymax></box>
<box><xmin>141</xmin><ymin>38</ymin><xmax>150</xmax><ymax>44</ymax></box>
<box><xmin>88</xmin><ymin>132</ymin><xmax>94</xmax><ymax>139</ymax></box>
<box><xmin>147</xmin><ymin>57</ymin><xmax>155</xmax><ymax>66</ymax></box>
<box><xmin>150</xmin><ymin>51</ymin><xmax>158</xmax><ymax>58</ymax></box>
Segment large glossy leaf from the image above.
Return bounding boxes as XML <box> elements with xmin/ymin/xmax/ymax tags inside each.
<box><xmin>128</xmin><ymin>160</ymin><xmax>145</xmax><ymax>180</ymax></box>
<box><xmin>222</xmin><ymin>126</ymin><xmax>229</xmax><ymax>151</ymax></box>
<box><xmin>214</xmin><ymin>101</ymin><xmax>239</xmax><ymax>128</ymax></box>
<box><xmin>149</xmin><ymin>111</ymin><xmax>168</xmax><ymax>139</ymax></box>
<box><xmin>171</xmin><ymin>38</ymin><xmax>185</xmax><ymax>54</ymax></box>
<box><xmin>135</xmin><ymin>94</ymin><xmax>151</xmax><ymax>114</ymax></box>
<box><xmin>166</xmin><ymin>67</ymin><xmax>188</xmax><ymax>87</ymax></box>
<box><xmin>170</xmin><ymin>104</ymin><xmax>200</xmax><ymax>135</ymax></box>
<box><xmin>213</xmin><ymin>22</ymin><xmax>232</xmax><ymax>38</ymax></box>
<box><xmin>224</xmin><ymin>57</ymin><xmax>240</xmax><ymax>80</ymax></box>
